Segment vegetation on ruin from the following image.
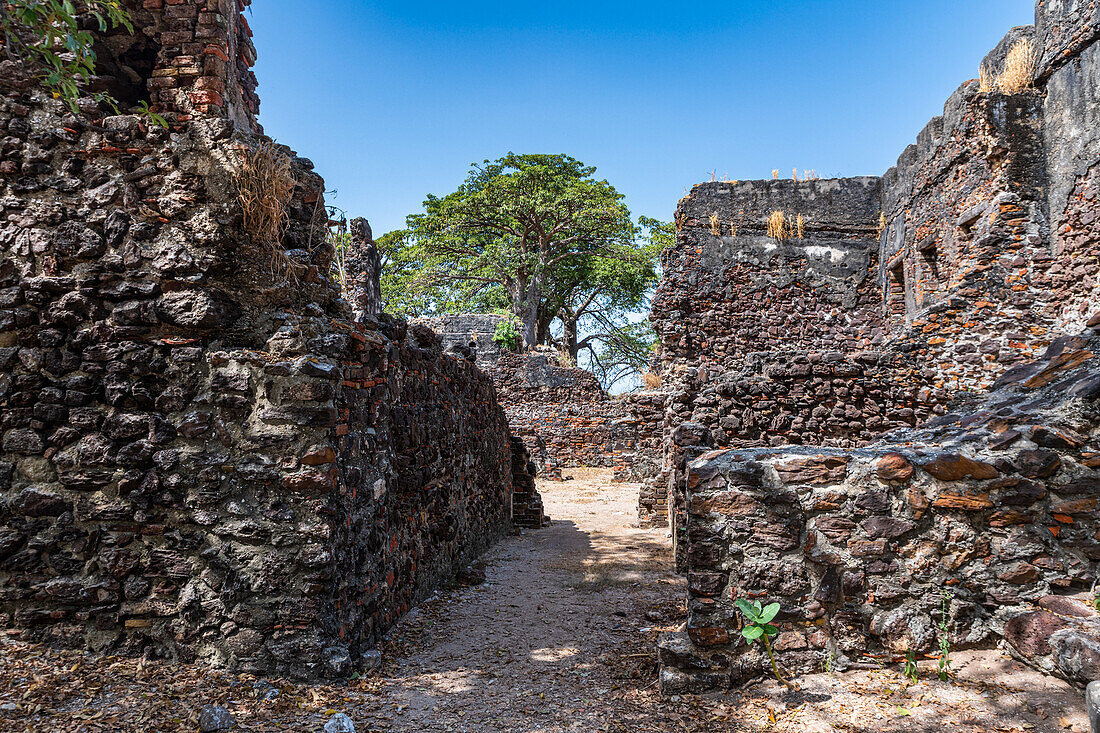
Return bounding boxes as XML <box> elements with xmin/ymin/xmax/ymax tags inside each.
<box><xmin>330</xmin><ymin>229</ymin><xmax>353</xmax><ymax>298</ymax></box>
<box><xmin>1</xmin><ymin>0</ymin><xmax>131</xmax><ymax>112</ymax></box>
<box><xmin>997</xmin><ymin>38</ymin><xmax>1037</xmax><ymax>93</ymax></box>
<box><xmin>378</xmin><ymin>153</ymin><xmax>669</xmax><ymax>388</ymax></box>
<box><xmin>237</xmin><ymin>140</ymin><xmax>298</xmax><ymax>279</ymax></box>
<box><xmin>492</xmin><ymin>318</ymin><xmax>521</xmax><ymax>352</ymax></box>
<box><xmin>979</xmin><ymin>61</ymin><xmax>995</xmax><ymax>93</ymax></box>
<box><xmin>980</xmin><ymin>38</ymin><xmax>1037</xmax><ymax>95</ymax></box>
<box><xmin>903</xmin><ymin>650</ymin><xmax>919</xmax><ymax>683</ymax></box>
<box><xmin>735</xmin><ymin>598</ymin><xmax>794</xmax><ymax>690</ymax></box>
<box><xmin>936</xmin><ymin>591</ymin><xmax>955</xmax><ymax>681</ymax></box>
<box><xmin>765</xmin><ymin>210</ymin><xmax>804</xmax><ymax>243</ymax></box>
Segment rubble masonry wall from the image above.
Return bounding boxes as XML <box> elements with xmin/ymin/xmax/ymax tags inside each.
<box><xmin>0</xmin><ymin>0</ymin><xmax>523</xmax><ymax>679</ymax></box>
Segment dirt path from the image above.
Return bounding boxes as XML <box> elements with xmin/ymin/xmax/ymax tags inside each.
<box><xmin>369</xmin><ymin>468</ymin><xmax>684</xmax><ymax>732</ymax></box>
<box><xmin>0</xmin><ymin>469</ymin><xmax>1092</xmax><ymax>732</ymax></box>
<box><xmin>355</xmin><ymin>470</ymin><xmax>1092</xmax><ymax>733</ymax></box>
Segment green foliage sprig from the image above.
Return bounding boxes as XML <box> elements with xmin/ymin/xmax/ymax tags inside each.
<box><xmin>735</xmin><ymin>598</ymin><xmax>794</xmax><ymax>689</ymax></box>
<box><xmin>936</xmin><ymin>591</ymin><xmax>954</xmax><ymax>682</ymax></box>
<box><xmin>492</xmin><ymin>319</ymin><xmax>521</xmax><ymax>352</ymax></box>
<box><xmin>136</xmin><ymin>99</ymin><xmax>166</xmax><ymax>127</ymax></box>
<box><xmin>2</xmin><ymin>0</ymin><xmax>132</xmax><ymax>112</ymax></box>
<box><xmin>903</xmin><ymin>650</ymin><xmax>919</xmax><ymax>683</ymax></box>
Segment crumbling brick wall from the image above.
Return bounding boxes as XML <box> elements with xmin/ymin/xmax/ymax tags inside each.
<box><xmin>1042</xmin><ymin>14</ymin><xmax>1100</xmax><ymax>335</ymax></box>
<box><xmin>143</xmin><ymin>0</ymin><xmax>261</xmax><ymax>132</ymax></box>
<box><xmin>610</xmin><ymin>390</ymin><xmax>668</xmax><ymax>526</ymax></box>
<box><xmin>488</xmin><ymin>350</ymin><xmax>619</xmax><ymax>475</ymax></box>
<box><xmin>880</xmin><ymin>85</ymin><xmax>1050</xmax><ymax>391</ymax></box>
<box><xmin>0</xmin><ymin>0</ymin><xmax>523</xmax><ymax>679</ymax></box>
<box><xmin>650</xmin><ymin>178</ymin><xmax>950</xmax><ymax>539</ymax></box>
<box><xmin>655</xmin><ymin>177</ymin><xmax>885</xmax><ymax>366</ymax></box>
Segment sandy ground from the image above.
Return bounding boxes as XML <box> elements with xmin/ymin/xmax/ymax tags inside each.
<box><xmin>369</xmin><ymin>467</ymin><xmax>684</xmax><ymax>731</ymax></box>
<box><xmin>0</xmin><ymin>469</ymin><xmax>1092</xmax><ymax>732</ymax></box>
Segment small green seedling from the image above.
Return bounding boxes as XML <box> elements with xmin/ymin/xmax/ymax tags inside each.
<box><xmin>936</xmin><ymin>591</ymin><xmax>954</xmax><ymax>682</ymax></box>
<box><xmin>903</xmin><ymin>650</ymin><xmax>919</xmax><ymax>683</ymax></box>
<box><xmin>136</xmin><ymin>100</ymin><xmax>168</xmax><ymax>129</ymax></box>
<box><xmin>735</xmin><ymin>598</ymin><xmax>794</xmax><ymax>689</ymax></box>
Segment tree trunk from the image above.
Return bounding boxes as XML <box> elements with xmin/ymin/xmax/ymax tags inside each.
<box><xmin>536</xmin><ymin>318</ymin><xmax>552</xmax><ymax>347</ymax></box>
<box><xmin>522</xmin><ymin>276</ymin><xmax>540</xmax><ymax>350</ymax></box>
<box><xmin>563</xmin><ymin>317</ymin><xmax>579</xmax><ymax>361</ymax></box>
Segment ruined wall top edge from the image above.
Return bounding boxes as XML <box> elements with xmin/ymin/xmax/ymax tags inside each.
<box><xmin>679</xmin><ymin>178</ymin><xmax>884</xmax><ymax>234</ymax></box>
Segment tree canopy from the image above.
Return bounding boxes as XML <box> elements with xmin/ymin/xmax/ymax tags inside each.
<box><xmin>379</xmin><ymin>153</ymin><xmax>667</xmax><ymax>387</ymax></box>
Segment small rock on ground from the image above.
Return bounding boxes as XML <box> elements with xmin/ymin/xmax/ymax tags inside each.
<box><xmin>324</xmin><ymin>712</ymin><xmax>356</xmax><ymax>732</ymax></box>
<box><xmin>199</xmin><ymin>704</ymin><xmax>236</xmax><ymax>731</ymax></box>
<box><xmin>361</xmin><ymin>649</ymin><xmax>382</xmax><ymax>671</ymax></box>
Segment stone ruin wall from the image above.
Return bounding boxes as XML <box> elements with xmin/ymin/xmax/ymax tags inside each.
<box><xmin>647</xmin><ymin>177</ymin><xmax>954</xmax><ymax>534</ymax></box>
<box><xmin>612</xmin><ymin>389</ymin><xmax>666</xmax><ymax>484</ymax></box>
<box><xmin>656</xmin><ymin>0</ymin><xmax>1100</xmax><ymax>693</ymax></box>
<box><xmin>880</xmin><ymin>58</ymin><xmax>1049</xmax><ymax>387</ymax></box>
<box><xmin>0</xmin><ymin>0</ymin><xmax>537</xmax><ymax>680</ymax></box>
<box><xmin>487</xmin><ymin>350</ymin><xmax>615</xmax><ymax>476</ymax></box>
<box><xmin>669</xmin><ymin>339</ymin><xmax>1100</xmax><ymax>691</ymax></box>
<box><xmin>416</xmin><ymin>314</ymin><xmax>668</xmax><ymax>483</ymax></box>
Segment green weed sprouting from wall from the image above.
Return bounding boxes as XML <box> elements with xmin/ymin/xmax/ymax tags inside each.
<box><xmin>936</xmin><ymin>591</ymin><xmax>955</xmax><ymax>681</ymax></box>
<box><xmin>903</xmin><ymin>651</ymin><xmax>919</xmax><ymax>683</ymax></box>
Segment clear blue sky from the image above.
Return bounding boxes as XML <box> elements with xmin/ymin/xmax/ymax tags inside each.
<box><xmin>250</xmin><ymin>0</ymin><xmax>1035</xmax><ymax>236</ymax></box>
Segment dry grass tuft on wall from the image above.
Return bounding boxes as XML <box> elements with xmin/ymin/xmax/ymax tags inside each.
<box><xmin>979</xmin><ymin>62</ymin><xmax>995</xmax><ymax>93</ymax></box>
<box><xmin>766</xmin><ymin>210</ymin><xmax>788</xmax><ymax>242</ymax></box>
<box><xmin>237</xmin><ymin>140</ymin><xmax>297</xmax><ymax>279</ymax></box>
<box><xmin>555</xmin><ymin>349</ymin><xmax>577</xmax><ymax>369</ymax></box>
<box><xmin>996</xmin><ymin>39</ymin><xmax>1037</xmax><ymax>93</ymax></box>
<box><xmin>642</xmin><ymin>372</ymin><xmax>662</xmax><ymax>390</ymax></box>
<box><xmin>709</xmin><ymin>213</ymin><xmax>721</xmax><ymax>236</ymax></box>
<box><xmin>766</xmin><ymin>210</ymin><xmax>804</xmax><ymax>243</ymax></box>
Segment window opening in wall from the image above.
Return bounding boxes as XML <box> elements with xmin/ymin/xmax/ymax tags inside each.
<box><xmin>918</xmin><ymin>237</ymin><xmax>941</xmax><ymax>283</ymax></box>
<box><xmin>86</xmin><ymin>21</ymin><xmax>161</xmax><ymax>109</ymax></box>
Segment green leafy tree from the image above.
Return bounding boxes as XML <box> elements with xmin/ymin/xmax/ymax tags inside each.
<box><xmin>397</xmin><ymin>153</ymin><xmax>646</xmax><ymax>349</ymax></box>
<box><xmin>2</xmin><ymin>0</ymin><xmax>133</xmax><ymax>112</ymax></box>
<box><xmin>492</xmin><ymin>319</ymin><xmax>521</xmax><ymax>352</ymax></box>
<box><xmin>560</xmin><ymin>216</ymin><xmax>671</xmax><ymax>388</ymax></box>
<box><xmin>378</xmin><ymin>228</ymin><xmax>510</xmax><ymax>318</ymax></box>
